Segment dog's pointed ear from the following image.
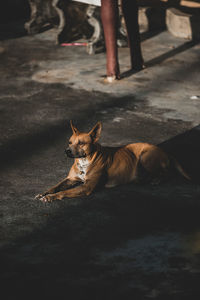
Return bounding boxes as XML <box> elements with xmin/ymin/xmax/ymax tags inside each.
<box><xmin>89</xmin><ymin>122</ymin><xmax>102</xmax><ymax>143</ymax></box>
<box><xmin>70</xmin><ymin>120</ymin><xmax>79</xmax><ymax>135</ymax></box>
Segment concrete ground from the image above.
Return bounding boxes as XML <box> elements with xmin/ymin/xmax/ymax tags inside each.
<box><xmin>0</xmin><ymin>23</ymin><xmax>200</xmax><ymax>299</ymax></box>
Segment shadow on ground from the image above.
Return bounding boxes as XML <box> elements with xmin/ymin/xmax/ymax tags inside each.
<box><xmin>1</xmin><ymin>19</ymin><xmax>200</xmax><ymax>299</ymax></box>
<box><xmin>160</xmin><ymin>124</ymin><xmax>200</xmax><ymax>183</ymax></box>
<box><xmin>1</xmin><ymin>123</ymin><xmax>200</xmax><ymax>300</ymax></box>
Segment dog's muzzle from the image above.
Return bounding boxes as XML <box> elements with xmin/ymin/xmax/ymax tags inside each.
<box><xmin>65</xmin><ymin>148</ymin><xmax>74</xmax><ymax>158</ymax></box>
<box><xmin>65</xmin><ymin>148</ymin><xmax>87</xmax><ymax>158</ymax></box>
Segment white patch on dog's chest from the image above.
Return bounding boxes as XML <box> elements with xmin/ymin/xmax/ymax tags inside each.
<box><xmin>77</xmin><ymin>158</ymin><xmax>90</xmax><ymax>181</ymax></box>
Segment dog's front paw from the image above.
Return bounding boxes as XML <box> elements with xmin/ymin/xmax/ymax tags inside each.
<box><xmin>39</xmin><ymin>194</ymin><xmax>55</xmax><ymax>203</ymax></box>
<box><xmin>35</xmin><ymin>194</ymin><xmax>44</xmax><ymax>200</ymax></box>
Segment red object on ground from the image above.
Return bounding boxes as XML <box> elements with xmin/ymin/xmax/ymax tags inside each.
<box><xmin>61</xmin><ymin>42</ymin><xmax>88</xmax><ymax>46</ymax></box>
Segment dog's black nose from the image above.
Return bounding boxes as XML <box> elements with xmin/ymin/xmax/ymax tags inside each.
<box><xmin>65</xmin><ymin>148</ymin><xmax>72</xmax><ymax>156</ymax></box>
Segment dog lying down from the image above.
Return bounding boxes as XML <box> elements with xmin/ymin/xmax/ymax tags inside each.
<box><xmin>36</xmin><ymin>121</ymin><xmax>190</xmax><ymax>202</ymax></box>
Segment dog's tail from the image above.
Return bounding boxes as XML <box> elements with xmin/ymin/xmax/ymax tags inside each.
<box><xmin>172</xmin><ymin>157</ymin><xmax>191</xmax><ymax>181</ymax></box>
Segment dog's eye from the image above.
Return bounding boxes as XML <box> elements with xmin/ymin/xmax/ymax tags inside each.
<box><xmin>69</xmin><ymin>141</ymin><xmax>72</xmax><ymax>145</ymax></box>
<box><xmin>78</xmin><ymin>141</ymin><xmax>85</xmax><ymax>145</ymax></box>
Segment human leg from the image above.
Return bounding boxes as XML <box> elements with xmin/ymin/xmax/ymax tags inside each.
<box><xmin>121</xmin><ymin>0</ymin><xmax>144</xmax><ymax>70</ymax></box>
<box><xmin>101</xmin><ymin>0</ymin><xmax>120</xmax><ymax>79</ymax></box>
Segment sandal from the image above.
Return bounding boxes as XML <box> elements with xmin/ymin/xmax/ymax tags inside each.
<box><xmin>103</xmin><ymin>74</ymin><xmax>120</xmax><ymax>83</ymax></box>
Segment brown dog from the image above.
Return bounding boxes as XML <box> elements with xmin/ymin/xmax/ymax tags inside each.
<box><xmin>36</xmin><ymin>121</ymin><xmax>190</xmax><ymax>202</ymax></box>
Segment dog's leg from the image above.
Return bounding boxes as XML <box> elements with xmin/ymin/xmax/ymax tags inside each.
<box><xmin>133</xmin><ymin>158</ymin><xmax>149</xmax><ymax>183</ymax></box>
<box><xmin>137</xmin><ymin>149</ymin><xmax>171</xmax><ymax>184</ymax></box>
<box><xmin>35</xmin><ymin>177</ymin><xmax>83</xmax><ymax>200</ymax></box>
<box><xmin>40</xmin><ymin>176</ymin><xmax>102</xmax><ymax>202</ymax></box>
